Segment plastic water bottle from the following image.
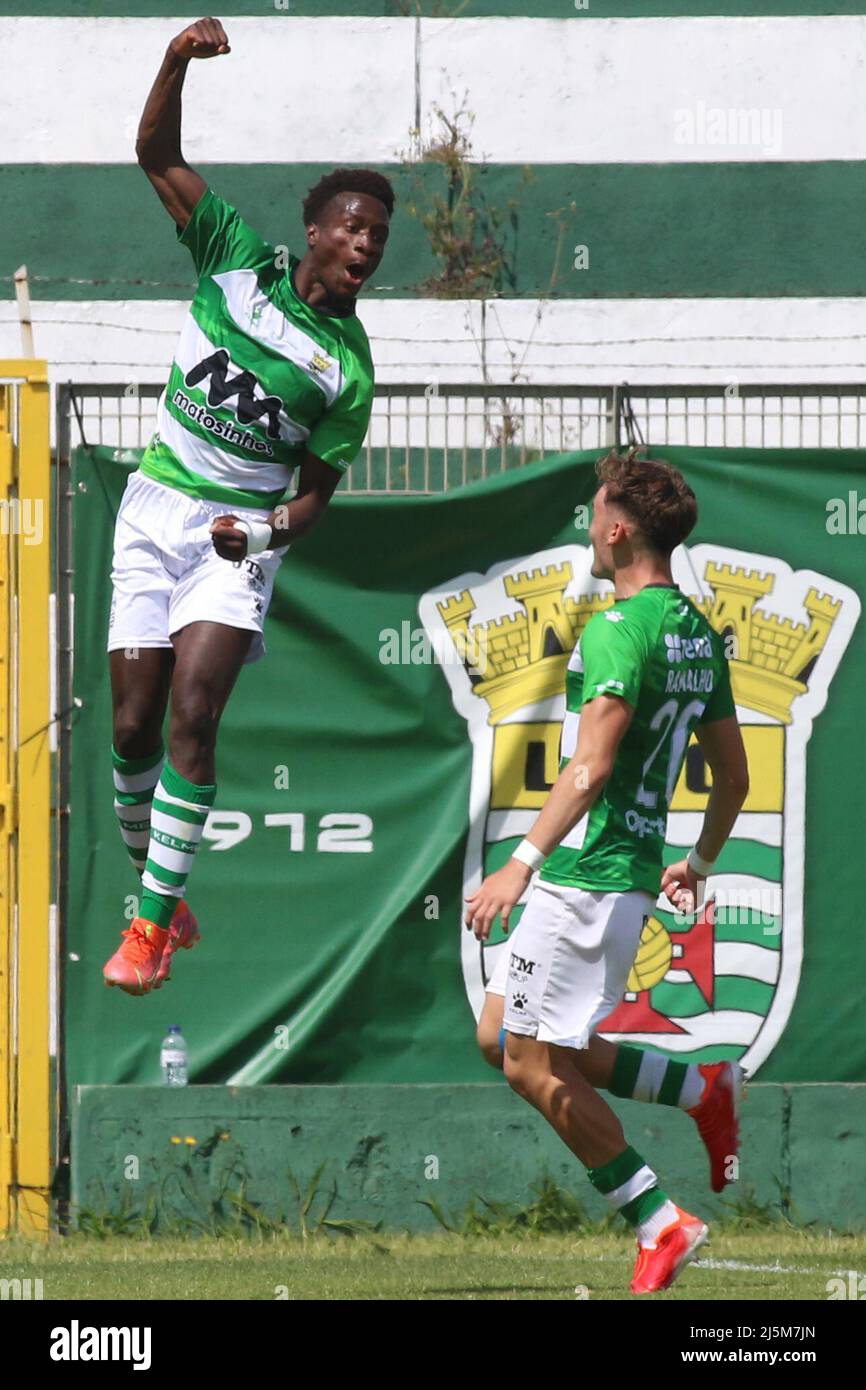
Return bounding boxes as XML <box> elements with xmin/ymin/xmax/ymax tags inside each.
<box><xmin>160</xmin><ymin>1025</ymin><xmax>188</xmax><ymax>1086</ymax></box>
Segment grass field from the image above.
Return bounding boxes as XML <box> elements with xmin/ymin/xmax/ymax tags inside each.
<box><xmin>1</xmin><ymin>1229</ymin><xmax>864</xmax><ymax>1300</ymax></box>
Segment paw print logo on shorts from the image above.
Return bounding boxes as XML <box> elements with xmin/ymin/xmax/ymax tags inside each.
<box><xmin>512</xmin><ymin>992</ymin><xmax>528</xmax><ymax>1012</ymax></box>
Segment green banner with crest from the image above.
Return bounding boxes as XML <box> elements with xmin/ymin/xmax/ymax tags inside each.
<box><xmin>65</xmin><ymin>444</ymin><xmax>864</xmax><ymax>1087</ymax></box>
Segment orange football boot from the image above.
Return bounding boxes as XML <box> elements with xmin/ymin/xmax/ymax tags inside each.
<box><xmin>103</xmin><ymin>917</ymin><xmax>169</xmax><ymax>996</ymax></box>
<box><xmin>630</xmin><ymin>1206</ymin><xmax>709</xmax><ymax>1294</ymax></box>
<box><xmin>687</xmin><ymin>1061</ymin><xmax>744</xmax><ymax>1192</ymax></box>
<box><xmin>153</xmin><ymin>900</ymin><xmax>201</xmax><ymax>987</ymax></box>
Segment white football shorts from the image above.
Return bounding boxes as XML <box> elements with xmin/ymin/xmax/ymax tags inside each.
<box><xmin>487</xmin><ymin>879</ymin><xmax>654</xmax><ymax>1051</ymax></box>
<box><xmin>107</xmin><ymin>470</ymin><xmax>289</xmax><ymax>665</ymax></box>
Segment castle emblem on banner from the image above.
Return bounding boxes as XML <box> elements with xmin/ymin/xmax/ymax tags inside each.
<box><xmin>418</xmin><ymin>544</ymin><xmax>860</xmax><ymax>1075</ymax></box>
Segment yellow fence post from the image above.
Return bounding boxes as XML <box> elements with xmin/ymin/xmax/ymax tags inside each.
<box><xmin>0</xmin><ymin>361</ymin><xmax>53</xmax><ymax>1237</ymax></box>
<box><xmin>0</xmin><ymin>386</ymin><xmax>15</xmax><ymax>1235</ymax></box>
<box><xmin>15</xmin><ymin>362</ymin><xmax>52</xmax><ymax>1235</ymax></box>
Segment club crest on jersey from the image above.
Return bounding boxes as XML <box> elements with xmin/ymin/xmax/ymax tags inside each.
<box><xmin>418</xmin><ymin>543</ymin><xmax>860</xmax><ymax>1076</ymax></box>
<box><xmin>308</xmin><ymin>351</ymin><xmax>333</xmax><ymax>375</ymax></box>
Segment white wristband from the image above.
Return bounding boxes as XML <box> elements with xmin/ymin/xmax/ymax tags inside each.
<box><xmin>233</xmin><ymin>517</ymin><xmax>273</xmax><ymax>555</ymax></box>
<box><xmin>687</xmin><ymin>846</ymin><xmax>716</xmax><ymax>876</ymax></box>
<box><xmin>512</xmin><ymin>839</ymin><xmax>546</xmax><ymax>872</ymax></box>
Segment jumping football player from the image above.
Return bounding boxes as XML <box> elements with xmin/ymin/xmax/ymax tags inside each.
<box><xmin>465</xmin><ymin>450</ymin><xmax>750</xmax><ymax>1294</ymax></box>
<box><xmin>104</xmin><ymin>16</ymin><xmax>394</xmax><ymax>994</ymax></box>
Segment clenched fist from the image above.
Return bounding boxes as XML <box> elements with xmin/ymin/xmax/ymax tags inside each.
<box><xmin>170</xmin><ymin>17</ymin><xmax>231</xmax><ymax>61</ymax></box>
<box><xmin>210</xmin><ymin>515</ymin><xmax>248</xmax><ymax>561</ymax></box>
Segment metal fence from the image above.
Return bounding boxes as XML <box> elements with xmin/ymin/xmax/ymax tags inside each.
<box><xmin>57</xmin><ymin>382</ymin><xmax>866</xmax><ymax>494</ymax></box>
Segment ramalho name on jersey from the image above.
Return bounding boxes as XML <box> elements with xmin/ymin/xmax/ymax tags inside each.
<box><xmin>140</xmin><ymin>188</ymin><xmax>375</xmax><ymax>510</ymax></box>
<box><xmin>540</xmin><ymin>584</ymin><xmax>736</xmax><ymax>895</ymax></box>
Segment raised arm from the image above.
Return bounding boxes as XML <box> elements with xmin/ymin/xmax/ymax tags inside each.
<box><xmin>135</xmin><ymin>17</ymin><xmax>231</xmax><ymax>230</ymax></box>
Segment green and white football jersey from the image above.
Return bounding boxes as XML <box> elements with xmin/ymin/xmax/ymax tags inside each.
<box><xmin>140</xmin><ymin>188</ymin><xmax>375</xmax><ymax>509</ymax></box>
<box><xmin>540</xmin><ymin>584</ymin><xmax>735</xmax><ymax>895</ymax></box>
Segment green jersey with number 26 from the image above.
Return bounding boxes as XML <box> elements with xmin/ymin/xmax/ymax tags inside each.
<box><xmin>540</xmin><ymin>584</ymin><xmax>735</xmax><ymax>895</ymax></box>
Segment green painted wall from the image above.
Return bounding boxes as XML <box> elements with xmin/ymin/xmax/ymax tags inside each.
<box><xmin>3</xmin><ymin>3</ymin><xmax>865</xmax><ymax>18</ymax></box>
<box><xmin>5</xmin><ymin>162</ymin><xmax>866</xmax><ymax>301</ymax></box>
<box><xmin>71</xmin><ymin>1083</ymin><xmax>866</xmax><ymax>1233</ymax></box>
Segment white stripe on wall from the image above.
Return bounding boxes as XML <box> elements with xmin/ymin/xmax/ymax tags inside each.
<box><xmin>3</xmin><ymin>17</ymin><xmax>866</xmax><ymax>164</ymax></box>
<box><xmin>0</xmin><ymin>17</ymin><xmax>414</xmax><ymax>165</ymax></box>
<box><xmin>5</xmin><ymin>297</ymin><xmax>866</xmax><ymax>388</ymax></box>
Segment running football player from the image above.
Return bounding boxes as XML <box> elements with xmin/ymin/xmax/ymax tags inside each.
<box><xmin>104</xmin><ymin>16</ymin><xmax>394</xmax><ymax>994</ymax></box>
<box><xmin>465</xmin><ymin>450</ymin><xmax>750</xmax><ymax>1294</ymax></box>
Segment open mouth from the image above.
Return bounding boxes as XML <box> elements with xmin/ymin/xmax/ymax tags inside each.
<box><xmin>344</xmin><ymin>262</ymin><xmax>366</xmax><ymax>288</ymax></box>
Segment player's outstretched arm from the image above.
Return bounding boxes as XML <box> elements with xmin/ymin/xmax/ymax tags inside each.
<box><xmin>661</xmin><ymin>714</ymin><xmax>749</xmax><ymax>912</ymax></box>
<box><xmin>136</xmin><ymin>17</ymin><xmax>231</xmax><ymax>230</ymax></box>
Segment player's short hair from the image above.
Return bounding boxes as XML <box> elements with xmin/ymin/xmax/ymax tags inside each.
<box><xmin>302</xmin><ymin>168</ymin><xmax>395</xmax><ymax>226</ymax></box>
<box><xmin>595</xmin><ymin>446</ymin><xmax>698</xmax><ymax>556</ymax></box>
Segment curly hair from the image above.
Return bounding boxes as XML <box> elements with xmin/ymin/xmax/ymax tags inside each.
<box><xmin>595</xmin><ymin>446</ymin><xmax>698</xmax><ymax>556</ymax></box>
<box><xmin>302</xmin><ymin>168</ymin><xmax>395</xmax><ymax>226</ymax></box>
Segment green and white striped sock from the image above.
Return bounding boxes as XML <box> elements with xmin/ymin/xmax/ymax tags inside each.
<box><xmin>112</xmin><ymin>744</ymin><xmax>164</xmax><ymax>878</ymax></box>
<box><xmin>609</xmin><ymin>1044</ymin><xmax>704</xmax><ymax>1111</ymax></box>
<box><xmin>139</xmin><ymin>761</ymin><xmax>216</xmax><ymax>930</ymax></box>
<box><xmin>586</xmin><ymin>1145</ymin><xmax>678</xmax><ymax>1245</ymax></box>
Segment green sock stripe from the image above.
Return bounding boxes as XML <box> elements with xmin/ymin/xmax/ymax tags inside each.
<box><xmin>117</xmin><ymin>815</ymin><xmax>152</xmax><ymax>830</ymax></box>
<box><xmin>139</xmin><ymin>886</ymin><xmax>178</xmax><ymax>931</ymax></box>
<box><xmin>143</xmin><ymin>859</ymin><xmax>186</xmax><ymax>888</ymax></box>
<box><xmin>658</xmin><ymin>1060</ymin><xmax>690</xmax><ymax>1108</ymax></box>
<box><xmin>111</xmin><ymin>744</ymin><xmax>164</xmax><ymax>775</ymax></box>
<box><xmin>135</xmin><ymin>763</ymin><xmax>214</xmax><ymax>932</ymax></box>
<box><xmin>114</xmin><ymin>790</ymin><xmax>157</xmax><ymax>808</ymax></box>
<box><xmin>159</xmin><ymin>760</ymin><xmax>217</xmax><ymax>806</ymax></box>
<box><xmin>151</xmin><ymin>796</ymin><xmax>210</xmax><ymax>826</ymax></box>
<box><xmin>608</xmin><ymin>1045</ymin><xmax>643</xmax><ymax>1099</ymax></box>
<box><xmin>620</xmin><ymin>1186</ymin><xmax>668</xmax><ymax>1229</ymax></box>
<box><xmin>586</xmin><ymin>1146</ymin><xmax>645</xmax><ymax>1196</ymax></box>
